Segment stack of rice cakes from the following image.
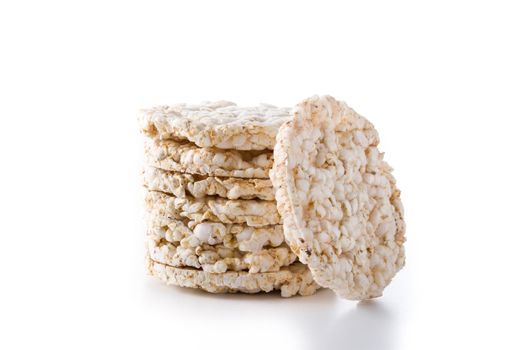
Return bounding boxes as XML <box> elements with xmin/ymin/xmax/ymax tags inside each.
<box><xmin>140</xmin><ymin>101</ymin><xmax>320</xmax><ymax>297</ymax></box>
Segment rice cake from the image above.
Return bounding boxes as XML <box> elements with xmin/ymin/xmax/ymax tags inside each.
<box><xmin>145</xmin><ymin>190</ymin><xmax>281</xmax><ymax>227</ymax></box>
<box><xmin>271</xmin><ymin>95</ymin><xmax>406</xmax><ymax>300</ymax></box>
<box><xmin>147</xmin><ymin>237</ymin><xmax>297</xmax><ymax>273</ymax></box>
<box><xmin>140</xmin><ymin>101</ymin><xmax>291</xmax><ymax>151</ymax></box>
<box><xmin>143</xmin><ymin>166</ymin><xmax>275</xmax><ymax>201</ymax></box>
<box><xmin>145</xmin><ymin>139</ymin><xmax>273</xmax><ymax>179</ymax></box>
<box><xmin>147</xmin><ymin>258</ymin><xmax>319</xmax><ymax>297</ymax></box>
<box><xmin>147</xmin><ymin>215</ymin><xmax>284</xmax><ymax>253</ymax></box>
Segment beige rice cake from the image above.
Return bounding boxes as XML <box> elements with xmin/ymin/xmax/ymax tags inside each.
<box><xmin>143</xmin><ymin>166</ymin><xmax>275</xmax><ymax>201</ymax></box>
<box><xmin>147</xmin><ymin>258</ymin><xmax>319</xmax><ymax>297</ymax></box>
<box><xmin>271</xmin><ymin>95</ymin><xmax>406</xmax><ymax>300</ymax></box>
<box><xmin>147</xmin><ymin>237</ymin><xmax>297</xmax><ymax>273</ymax></box>
<box><xmin>145</xmin><ymin>190</ymin><xmax>281</xmax><ymax>227</ymax></box>
<box><xmin>140</xmin><ymin>101</ymin><xmax>291</xmax><ymax>151</ymax></box>
<box><xmin>145</xmin><ymin>138</ymin><xmax>273</xmax><ymax>179</ymax></box>
<box><xmin>147</xmin><ymin>214</ymin><xmax>284</xmax><ymax>253</ymax></box>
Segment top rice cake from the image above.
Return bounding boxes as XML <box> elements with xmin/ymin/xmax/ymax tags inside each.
<box><xmin>140</xmin><ymin>101</ymin><xmax>291</xmax><ymax>151</ymax></box>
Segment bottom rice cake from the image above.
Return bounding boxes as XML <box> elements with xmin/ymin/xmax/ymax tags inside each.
<box><xmin>147</xmin><ymin>258</ymin><xmax>319</xmax><ymax>297</ymax></box>
<box><xmin>147</xmin><ymin>237</ymin><xmax>297</xmax><ymax>273</ymax></box>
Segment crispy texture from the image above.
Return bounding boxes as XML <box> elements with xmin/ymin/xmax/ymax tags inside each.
<box><xmin>143</xmin><ymin>167</ymin><xmax>275</xmax><ymax>201</ymax></box>
<box><xmin>147</xmin><ymin>237</ymin><xmax>297</xmax><ymax>273</ymax></box>
<box><xmin>271</xmin><ymin>95</ymin><xmax>405</xmax><ymax>300</ymax></box>
<box><xmin>147</xmin><ymin>214</ymin><xmax>284</xmax><ymax>253</ymax></box>
<box><xmin>145</xmin><ymin>190</ymin><xmax>281</xmax><ymax>227</ymax></box>
<box><xmin>147</xmin><ymin>258</ymin><xmax>319</xmax><ymax>297</ymax></box>
<box><xmin>144</xmin><ymin>139</ymin><xmax>272</xmax><ymax>179</ymax></box>
<box><xmin>140</xmin><ymin>101</ymin><xmax>291</xmax><ymax>151</ymax></box>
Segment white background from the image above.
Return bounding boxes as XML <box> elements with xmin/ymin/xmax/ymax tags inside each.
<box><xmin>1</xmin><ymin>1</ymin><xmax>524</xmax><ymax>349</ymax></box>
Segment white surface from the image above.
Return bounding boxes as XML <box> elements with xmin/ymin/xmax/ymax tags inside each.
<box><xmin>0</xmin><ymin>1</ymin><xmax>524</xmax><ymax>349</ymax></box>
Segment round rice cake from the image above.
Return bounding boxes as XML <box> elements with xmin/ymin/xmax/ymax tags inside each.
<box><xmin>140</xmin><ymin>101</ymin><xmax>291</xmax><ymax>151</ymax></box>
<box><xmin>143</xmin><ymin>166</ymin><xmax>275</xmax><ymax>201</ymax></box>
<box><xmin>147</xmin><ymin>215</ymin><xmax>284</xmax><ymax>253</ymax></box>
<box><xmin>145</xmin><ymin>190</ymin><xmax>281</xmax><ymax>227</ymax></box>
<box><xmin>271</xmin><ymin>95</ymin><xmax>406</xmax><ymax>300</ymax></box>
<box><xmin>147</xmin><ymin>258</ymin><xmax>320</xmax><ymax>297</ymax></box>
<box><xmin>145</xmin><ymin>138</ymin><xmax>272</xmax><ymax>179</ymax></box>
<box><xmin>147</xmin><ymin>237</ymin><xmax>297</xmax><ymax>273</ymax></box>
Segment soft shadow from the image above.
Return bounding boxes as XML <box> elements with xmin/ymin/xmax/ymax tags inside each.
<box><xmin>142</xmin><ymin>278</ymin><xmax>398</xmax><ymax>350</ymax></box>
<box><xmin>299</xmin><ymin>297</ymin><xmax>397</xmax><ymax>350</ymax></box>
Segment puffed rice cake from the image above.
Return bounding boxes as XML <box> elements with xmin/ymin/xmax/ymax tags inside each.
<box><xmin>147</xmin><ymin>258</ymin><xmax>319</xmax><ymax>297</ymax></box>
<box><xmin>145</xmin><ymin>138</ymin><xmax>273</xmax><ymax>178</ymax></box>
<box><xmin>145</xmin><ymin>190</ymin><xmax>281</xmax><ymax>227</ymax></box>
<box><xmin>140</xmin><ymin>101</ymin><xmax>291</xmax><ymax>151</ymax></box>
<box><xmin>143</xmin><ymin>166</ymin><xmax>275</xmax><ymax>200</ymax></box>
<box><xmin>146</xmin><ymin>215</ymin><xmax>285</xmax><ymax>253</ymax></box>
<box><xmin>147</xmin><ymin>237</ymin><xmax>297</xmax><ymax>273</ymax></box>
<box><xmin>271</xmin><ymin>95</ymin><xmax>406</xmax><ymax>300</ymax></box>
